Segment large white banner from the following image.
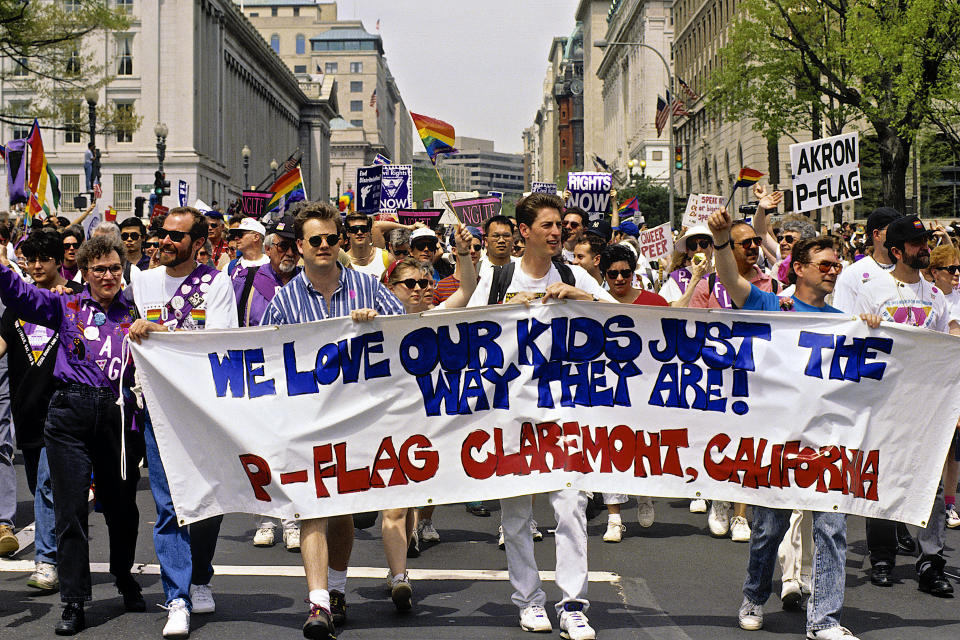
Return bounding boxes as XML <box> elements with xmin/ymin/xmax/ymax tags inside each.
<box><xmin>132</xmin><ymin>303</ymin><xmax>960</xmax><ymax>526</ymax></box>
<box><xmin>790</xmin><ymin>132</ymin><xmax>861</xmax><ymax>213</ymax></box>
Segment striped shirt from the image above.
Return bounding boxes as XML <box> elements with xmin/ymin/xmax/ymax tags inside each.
<box><xmin>262</xmin><ymin>265</ymin><xmax>404</xmax><ymax>325</ymax></box>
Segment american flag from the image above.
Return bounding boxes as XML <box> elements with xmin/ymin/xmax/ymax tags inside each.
<box><xmin>369</xmin><ymin>89</ymin><xmax>377</xmax><ymax>108</ymax></box>
<box><xmin>93</xmin><ymin>182</ymin><xmax>102</xmax><ymax>200</ymax></box>
<box><xmin>655</xmin><ymin>91</ymin><xmax>687</xmax><ymax>137</ymax></box>
<box><xmin>677</xmin><ymin>76</ymin><xmax>700</xmax><ymax>102</ymax></box>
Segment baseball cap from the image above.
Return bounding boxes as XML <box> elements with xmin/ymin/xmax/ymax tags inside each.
<box><xmin>584</xmin><ymin>218</ymin><xmax>612</xmax><ymax>243</ymax></box>
<box><xmin>883</xmin><ymin>214</ymin><xmax>931</xmax><ymax>249</ymax></box>
<box><xmin>615</xmin><ymin>220</ymin><xmax>640</xmax><ymax>238</ymax></box>
<box><xmin>269</xmin><ymin>215</ymin><xmax>296</xmax><ymax>239</ymax></box>
<box><xmin>410</xmin><ymin>227</ymin><xmax>437</xmax><ymax>242</ymax></box>
<box><xmin>675</xmin><ymin>225</ymin><xmax>714</xmax><ymax>253</ymax></box>
<box><xmin>465</xmin><ymin>226</ymin><xmax>482</xmax><ymax>239</ymax></box>
<box><xmin>233</xmin><ymin>217</ymin><xmax>266</xmax><ymax>237</ymax></box>
<box><xmin>866</xmin><ymin>207</ymin><xmax>902</xmax><ymax>236</ymax></box>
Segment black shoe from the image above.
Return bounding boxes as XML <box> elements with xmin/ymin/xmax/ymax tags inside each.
<box><xmin>870</xmin><ymin>564</ymin><xmax>894</xmax><ymax>587</ymax></box>
<box><xmin>919</xmin><ymin>566</ymin><xmax>954</xmax><ymax>597</ymax></box>
<box><xmin>897</xmin><ymin>522</ymin><xmax>917</xmax><ymax>555</ymax></box>
<box><xmin>117</xmin><ymin>577</ymin><xmax>146</xmax><ymax>612</ymax></box>
<box><xmin>303</xmin><ymin>601</ymin><xmax>335</xmax><ymax>639</ymax></box>
<box><xmin>465</xmin><ymin>504</ymin><xmax>491</xmax><ymax>517</ymax></box>
<box><xmin>55</xmin><ymin>603</ymin><xmax>85</xmax><ymax>636</ymax></box>
<box><xmin>329</xmin><ymin>589</ymin><xmax>347</xmax><ymax>627</ymax></box>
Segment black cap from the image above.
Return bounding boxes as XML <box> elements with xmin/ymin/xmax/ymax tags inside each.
<box><xmin>584</xmin><ymin>218</ymin><xmax>612</xmax><ymax>243</ymax></box>
<box><xmin>866</xmin><ymin>207</ymin><xmax>901</xmax><ymax>236</ymax></box>
<box><xmin>883</xmin><ymin>214</ymin><xmax>931</xmax><ymax>249</ymax></box>
<box><xmin>269</xmin><ymin>215</ymin><xmax>296</xmax><ymax>239</ymax></box>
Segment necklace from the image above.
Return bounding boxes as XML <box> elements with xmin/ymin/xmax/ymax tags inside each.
<box><xmin>893</xmin><ymin>276</ymin><xmax>925</xmax><ymax>327</ymax></box>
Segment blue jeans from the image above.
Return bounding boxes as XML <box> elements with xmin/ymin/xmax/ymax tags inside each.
<box><xmin>22</xmin><ymin>447</ymin><xmax>57</xmax><ymax>564</ymax></box>
<box><xmin>743</xmin><ymin>507</ymin><xmax>847</xmax><ymax>632</ymax></box>
<box><xmin>144</xmin><ymin>416</ymin><xmax>222</xmax><ymax>606</ymax></box>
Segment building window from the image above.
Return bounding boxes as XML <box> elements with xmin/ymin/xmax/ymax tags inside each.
<box><xmin>12</xmin><ymin>57</ymin><xmax>28</xmax><ymax>77</ymax></box>
<box><xmin>64</xmin><ymin>102</ymin><xmax>82</xmax><ymax>143</ymax></box>
<box><xmin>293</xmin><ymin>7</ymin><xmax>299</xmax><ymax>16</ymax></box>
<box><xmin>114</xmin><ymin>101</ymin><xmax>134</xmax><ymax>142</ymax></box>
<box><xmin>350</xmin><ymin>119</ymin><xmax>363</xmax><ymax>127</ymax></box>
<box><xmin>349</xmin><ymin>61</ymin><xmax>362</xmax><ymax>73</ymax></box>
<box><xmin>114</xmin><ymin>174</ymin><xmax>132</xmax><ymax>211</ymax></box>
<box><xmin>63</xmin><ymin>0</ymin><xmax>80</xmax><ymax>12</ymax></box>
<box><xmin>270</xmin><ymin>34</ymin><xmax>279</xmax><ymax>53</ymax></box>
<box><xmin>294</xmin><ymin>64</ymin><xmax>307</xmax><ymax>74</ymax></box>
<box><xmin>271</xmin><ymin>7</ymin><xmax>277</xmax><ymax>16</ymax></box>
<box><xmin>296</xmin><ymin>34</ymin><xmax>305</xmax><ymax>55</ymax></box>
<box><xmin>116</xmin><ymin>35</ymin><xmax>133</xmax><ymax>75</ymax></box>
<box><xmin>61</xmin><ymin>175</ymin><xmax>80</xmax><ymax>211</ymax></box>
<box><xmin>66</xmin><ymin>49</ymin><xmax>81</xmax><ymax>75</ymax></box>
<box><xmin>652</xmin><ymin>151</ymin><xmax>663</xmax><ymax>161</ymax></box>
<box><xmin>325</xmin><ymin>62</ymin><xmax>337</xmax><ymax>74</ymax></box>
<box><xmin>350</xmin><ymin>81</ymin><xmax>363</xmax><ymax>92</ymax></box>
<box><xmin>249</xmin><ymin>12</ymin><xmax>258</xmax><ymax>17</ymax></box>
<box><xmin>116</xmin><ymin>0</ymin><xmax>133</xmax><ymax>14</ymax></box>
<box><xmin>350</xmin><ymin>100</ymin><xmax>363</xmax><ymax>112</ymax></box>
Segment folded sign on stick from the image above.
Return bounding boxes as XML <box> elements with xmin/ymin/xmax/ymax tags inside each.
<box><xmin>133</xmin><ymin>303</ymin><xmax>960</xmax><ymax>526</ymax></box>
<box><xmin>241</xmin><ymin>191</ymin><xmax>274</xmax><ymax>218</ymax></box>
<box><xmin>397</xmin><ymin>209</ymin><xmax>444</xmax><ymax>228</ymax></box>
<box><xmin>449</xmin><ymin>196</ymin><xmax>502</xmax><ymax>226</ymax></box>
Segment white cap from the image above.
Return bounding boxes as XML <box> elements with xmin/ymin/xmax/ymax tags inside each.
<box><xmin>237</xmin><ymin>217</ymin><xmax>266</xmax><ymax>237</ymax></box>
<box><xmin>675</xmin><ymin>224</ymin><xmax>714</xmax><ymax>253</ymax></box>
<box><xmin>410</xmin><ymin>227</ymin><xmax>437</xmax><ymax>241</ymax></box>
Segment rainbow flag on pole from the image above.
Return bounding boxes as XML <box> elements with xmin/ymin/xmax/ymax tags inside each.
<box><xmin>265</xmin><ymin>167</ymin><xmax>306</xmax><ymax>214</ymax></box>
<box><xmin>27</xmin><ymin>119</ymin><xmax>49</xmax><ymax>222</ymax></box>
<box><xmin>734</xmin><ymin>167</ymin><xmax>764</xmax><ymax>188</ymax></box>
<box><xmin>617</xmin><ymin>197</ymin><xmax>640</xmax><ymax>215</ymax></box>
<box><xmin>410</xmin><ymin>112</ymin><xmax>457</xmax><ymax>164</ymax></box>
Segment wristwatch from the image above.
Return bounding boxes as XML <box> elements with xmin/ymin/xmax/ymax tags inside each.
<box><xmin>714</xmin><ymin>240</ymin><xmax>731</xmax><ymax>250</ymax></box>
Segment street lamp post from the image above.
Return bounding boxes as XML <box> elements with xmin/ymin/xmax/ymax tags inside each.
<box><xmin>154</xmin><ymin>121</ymin><xmax>168</xmax><ymax>206</ymax></box>
<box><xmin>336</xmin><ymin>177</ymin><xmax>341</xmax><ymax>200</ymax></box>
<box><xmin>595</xmin><ymin>39</ymin><xmax>676</xmax><ymax>228</ymax></box>
<box><xmin>270</xmin><ymin>158</ymin><xmax>279</xmax><ymax>184</ymax></box>
<box><xmin>84</xmin><ymin>87</ymin><xmax>100</xmax><ymax>193</ymax></box>
<box><xmin>241</xmin><ymin>144</ymin><xmax>251</xmax><ymax>191</ymax></box>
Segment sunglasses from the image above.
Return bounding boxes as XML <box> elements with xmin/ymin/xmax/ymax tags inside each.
<box><xmin>805</xmin><ymin>260</ymin><xmax>843</xmax><ymax>274</ymax></box>
<box><xmin>197</xmin><ymin>250</ymin><xmax>209</xmax><ymax>258</ymax></box>
<box><xmin>306</xmin><ymin>233</ymin><xmax>340</xmax><ymax>248</ymax></box>
<box><xmin>86</xmin><ymin>264</ymin><xmax>123</xmax><ymax>277</ymax></box>
<box><xmin>605</xmin><ymin>268</ymin><xmax>633</xmax><ymax>280</ymax></box>
<box><xmin>62</xmin><ymin>241</ymin><xmax>80</xmax><ymax>249</ymax></box>
<box><xmin>776</xmin><ymin>234</ymin><xmax>798</xmax><ymax>244</ymax></box>
<box><xmin>346</xmin><ymin>224</ymin><xmax>372</xmax><ymax>234</ymax></box>
<box><xmin>144</xmin><ymin>242</ymin><xmax>159</xmax><ymax>249</ymax></box>
<box><xmin>688</xmin><ymin>238</ymin><xmax>712</xmax><ymax>250</ymax></box>
<box><xmin>393</xmin><ymin>248</ymin><xmax>410</xmax><ymax>257</ymax></box>
<box><xmin>398</xmin><ymin>278</ymin><xmax>430</xmax><ymax>290</ymax></box>
<box><xmin>412</xmin><ymin>240</ymin><xmax>438</xmax><ymax>251</ymax></box>
<box><xmin>471</xmin><ymin>244</ymin><xmax>482</xmax><ymax>251</ymax></box>
<box><xmin>738</xmin><ymin>237</ymin><xmax>763</xmax><ymax>249</ymax></box>
<box><xmin>936</xmin><ymin>265</ymin><xmax>960</xmax><ymax>275</ymax></box>
<box><xmin>563</xmin><ymin>220</ymin><xmax>582</xmax><ymax>229</ymax></box>
<box><xmin>276</xmin><ymin>240</ymin><xmax>296</xmax><ymax>253</ymax></box>
<box><xmin>157</xmin><ymin>228</ymin><xmax>191</xmax><ymax>242</ymax></box>
<box><xmin>121</xmin><ymin>232</ymin><xmax>141</xmax><ymax>241</ymax></box>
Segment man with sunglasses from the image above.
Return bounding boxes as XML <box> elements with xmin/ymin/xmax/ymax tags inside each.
<box><xmin>204</xmin><ymin>211</ymin><xmax>230</xmax><ymax>270</ymax></box>
<box><xmin>344</xmin><ymin>213</ymin><xmax>391</xmax><ymax>279</ymax></box>
<box><xmin>561</xmin><ymin>207</ymin><xmax>587</xmax><ymax>264</ymax></box>
<box><xmin>262</xmin><ymin>202</ymin><xmax>404</xmax><ymax>640</ymax></box>
<box><xmin>59</xmin><ymin>226</ymin><xmax>84</xmax><ymax>282</ymax></box>
<box><xmin>690</xmin><ymin>220</ymin><xmax>778</xmax><ymax>311</ymax></box>
<box><xmin>120</xmin><ymin>218</ymin><xmax>150</xmax><ymax>271</ymax></box>
<box><xmin>410</xmin><ymin>227</ymin><xmax>453</xmax><ymax>281</ymax></box>
<box><xmin>127</xmin><ymin>207</ymin><xmax>238</xmax><ymax>638</ymax></box>
<box><xmin>226</xmin><ymin>218</ymin><xmax>269</xmax><ymax>277</ymax></box>
<box><xmin>708</xmin><ymin>206</ymin><xmax>881</xmax><ymax>640</ymax></box>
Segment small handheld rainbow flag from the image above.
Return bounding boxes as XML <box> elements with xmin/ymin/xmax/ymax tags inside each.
<box><xmin>266</xmin><ymin>167</ymin><xmax>306</xmax><ymax>214</ymax></box>
<box><xmin>734</xmin><ymin>167</ymin><xmax>764</xmax><ymax>188</ymax></box>
<box><xmin>410</xmin><ymin>112</ymin><xmax>457</xmax><ymax>164</ymax></box>
<box><xmin>617</xmin><ymin>197</ymin><xmax>640</xmax><ymax>214</ymax></box>
<box><xmin>339</xmin><ymin>189</ymin><xmax>355</xmax><ymax>213</ymax></box>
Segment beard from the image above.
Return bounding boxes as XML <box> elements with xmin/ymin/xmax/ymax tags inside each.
<box><xmin>905</xmin><ymin>251</ymin><xmax>930</xmax><ymax>270</ymax></box>
<box><xmin>160</xmin><ymin>243</ymin><xmax>194</xmax><ymax>268</ymax></box>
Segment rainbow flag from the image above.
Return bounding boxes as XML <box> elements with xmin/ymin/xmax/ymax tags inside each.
<box><xmin>617</xmin><ymin>197</ymin><xmax>640</xmax><ymax>214</ymax></box>
<box><xmin>734</xmin><ymin>167</ymin><xmax>764</xmax><ymax>188</ymax></box>
<box><xmin>266</xmin><ymin>167</ymin><xmax>307</xmax><ymax>213</ymax></box>
<box><xmin>338</xmin><ymin>189</ymin><xmax>355</xmax><ymax>213</ymax></box>
<box><xmin>27</xmin><ymin>120</ymin><xmax>48</xmax><ymax>221</ymax></box>
<box><xmin>145</xmin><ymin>309</ymin><xmax>163</xmax><ymax>324</ymax></box>
<box><xmin>410</xmin><ymin>112</ymin><xmax>457</xmax><ymax>164</ymax></box>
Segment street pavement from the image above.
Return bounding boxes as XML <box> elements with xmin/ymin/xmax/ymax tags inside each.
<box><xmin>2</xmin><ymin>457</ymin><xmax>960</xmax><ymax>640</ymax></box>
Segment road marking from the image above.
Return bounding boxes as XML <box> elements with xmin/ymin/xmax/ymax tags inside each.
<box><xmin>0</xmin><ymin>559</ymin><xmax>617</xmax><ymax>582</ymax></box>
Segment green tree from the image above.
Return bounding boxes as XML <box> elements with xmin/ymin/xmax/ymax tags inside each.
<box><xmin>412</xmin><ymin>167</ymin><xmax>443</xmax><ymax>205</ymax></box>
<box><xmin>709</xmin><ymin>0</ymin><xmax>960</xmax><ymax>213</ymax></box>
<box><xmin>615</xmin><ymin>176</ymin><xmax>672</xmax><ymax>228</ymax></box>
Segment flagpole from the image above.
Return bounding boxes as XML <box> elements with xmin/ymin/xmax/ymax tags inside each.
<box><xmin>432</xmin><ymin>155</ymin><xmax>456</xmax><ymax>213</ymax></box>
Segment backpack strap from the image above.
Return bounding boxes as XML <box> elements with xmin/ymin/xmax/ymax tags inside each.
<box><xmin>771</xmin><ymin>278</ymin><xmax>780</xmax><ymax>294</ymax></box>
<box><xmin>237</xmin><ymin>265</ymin><xmax>262</xmax><ymax>325</ymax></box>
<box><xmin>555</xmin><ymin>261</ymin><xmax>576</xmax><ymax>286</ymax></box>
<box><xmin>487</xmin><ymin>261</ymin><xmax>517</xmax><ymax>305</ymax></box>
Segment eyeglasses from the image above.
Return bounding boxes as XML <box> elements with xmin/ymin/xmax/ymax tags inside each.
<box><xmin>471</xmin><ymin>244</ymin><xmax>482</xmax><ymax>251</ymax></box>
<box><xmin>62</xmin><ymin>241</ymin><xmax>80</xmax><ymax>250</ymax></box>
<box><xmin>936</xmin><ymin>265</ymin><xmax>960</xmax><ymax>275</ymax></box>
<box><xmin>488</xmin><ymin>232</ymin><xmax>513</xmax><ymax>240</ymax></box>
<box><xmin>346</xmin><ymin>224</ymin><xmax>371</xmax><ymax>234</ymax></box>
<box><xmin>398</xmin><ymin>278</ymin><xmax>430</xmax><ymax>290</ymax></box>
<box><xmin>306</xmin><ymin>233</ymin><xmax>340</xmax><ymax>248</ymax></box>
<box><xmin>563</xmin><ymin>220</ymin><xmax>582</xmax><ymax>229</ymax></box>
<box><xmin>121</xmin><ymin>232</ymin><xmax>141</xmax><ymax>241</ymax></box>
<box><xmin>86</xmin><ymin>264</ymin><xmax>123</xmax><ymax>277</ymax></box>
<box><xmin>144</xmin><ymin>242</ymin><xmax>159</xmax><ymax>249</ymax></box>
<box><xmin>777</xmin><ymin>234</ymin><xmax>798</xmax><ymax>244</ymax></box>
<box><xmin>157</xmin><ymin>228</ymin><xmax>190</xmax><ymax>243</ymax></box>
<box><xmin>393</xmin><ymin>248</ymin><xmax>410</xmax><ymax>257</ymax></box>
<box><xmin>737</xmin><ymin>237</ymin><xmax>764</xmax><ymax>249</ymax></box>
<box><xmin>803</xmin><ymin>260</ymin><xmax>844</xmax><ymax>274</ymax></box>
<box><xmin>688</xmin><ymin>238</ymin><xmax>712</xmax><ymax>250</ymax></box>
<box><xmin>605</xmin><ymin>268</ymin><xmax>633</xmax><ymax>280</ymax></box>
<box><xmin>411</xmin><ymin>240</ymin><xmax>438</xmax><ymax>251</ymax></box>
<box><xmin>276</xmin><ymin>240</ymin><xmax>296</xmax><ymax>253</ymax></box>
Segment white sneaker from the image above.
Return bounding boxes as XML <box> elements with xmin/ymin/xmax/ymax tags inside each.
<box><xmin>27</xmin><ymin>561</ymin><xmax>59</xmax><ymax>591</ymax></box>
<box><xmin>602</xmin><ymin>521</ymin><xmax>625</xmax><ymax>543</ymax></box>
<box><xmin>252</xmin><ymin>524</ymin><xmax>274</xmax><ymax>547</ymax></box>
<box><xmin>519</xmin><ymin>604</ymin><xmax>552</xmax><ymax>632</ymax></box>
<box><xmin>806</xmin><ymin>626</ymin><xmax>860</xmax><ymax>640</ymax></box>
<box><xmin>730</xmin><ymin>515</ymin><xmax>751</xmax><ymax>542</ymax></box>
<box><xmin>162</xmin><ymin>598</ymin><xmax>190</xmax><ymax>638</ymax></box>
<box><xmin>637</xmin><ymin>498</ymin><xmax>655</xmax><ymax>528</ymax></box>
<box><xmin>738</xmin><ymin>597</ymin><xmax>763</xmax><ymax>631</ymax></box>
<box><xmin>781</xmin><ymin>579</ymin><xmax>803</xmax><ymax>610</ymax></box>
<box><xmin>419</xmin><ymin>519</ymin><xmax>440</xmax><ymax>543</ymax></box>
<box><xmin>559</xmin><ymin>606</ymin><xmax>595</xmax><ymax>640</ymax></box>
<box><xmin>530</xmin><ymin>519</ymin><xmax>543</xmax><ymax>541</ymax></box>
<box><xmin>689</xmin><ymin>498</ymin><xmax>707</xmax><ymax>513</ymax></box>
<box><xmin>189</xmin><ymin>584</ymin><xmax>215</xmax><ymax>614</ymax></box>
<box><xmin>498</xmin><ymin>525</ymin><xmax>505</xmax><ymax>550</ymax></box>
<box><xmin>708</xmin><ymin>501</ymin><xmax>731</xmax><ymax>537</ymax></box>
<box><xmin>947</xmin><ymin>504</ymin><xmax>960</xmax><ymax>529</ymax></box>
<box><xmin>283</xmin><ymin>526</ymin><xmax>300</xmax><ymax>551</ymax></box>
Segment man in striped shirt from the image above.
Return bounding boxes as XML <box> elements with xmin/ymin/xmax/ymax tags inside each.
<box><xmin>261</xmin><ymin>202</ymin><xmax>404</xmax><ymax>640</ymax></box>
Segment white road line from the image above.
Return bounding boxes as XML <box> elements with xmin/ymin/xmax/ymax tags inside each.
<box><xmin>0</xmin><ymin>559</ymin><xmax>618</xmax><ymax>582</ymax></box>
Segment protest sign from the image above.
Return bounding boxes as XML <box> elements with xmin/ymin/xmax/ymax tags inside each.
<box><xmin>397</xmin><ymin>209</ymin><xmax>444</xmax><ymax>228</ymax></box>
<box><xmin>356</xmin><ymin>166</ymin><xmax>382</xmax><ymax>214</ymax></box>
<box><xmin>151</xmin><ymin>204</ymin><xmax>169</xmax><ymax>221</ymax></box>
<box><xmin>637</xmin><ymin>222</ymin><xmax>674</xmax><ymax>261</ymax></box>
<box><xmin>532</xmin><ymin>182</ymin><xmax>558</xmax><ymax>195</ymax></box>
<box><xmin>681</xmin><ymin>194</ymin><xmax>724</xmax><ymax>228</ymax></box>
<box><xmin>566</xmin><ymin>172</ymin><xmax>612</xmax><ymax>220</ymax></box>
<box><xmin>133</xmin><ymin>303</ymin><xmax>960</xmax><ymax>526</ymax></box>
<box><xmin>488</xmin><ymin>191</ymin><xmax>504</xmax><ymax>201</ymax></box>
<box><xmin>379</xmin><ymin>164</ymin><xmax>412</xmax><ymax>213</ymax></box>
<box><xmin>449</xmin><ymin>196</ymin><xmax>503</xmax><ymax>227</ymax></box>
<box><xmin>178</xmin><ymin>180</ymin><xmax>189</xmax><ymax>207</ymax></box>
<box><xmin>241</xmin><ymin>191</ymin><xmax>274</xmax><ymax>218</ymax></box>
<box><xmin>790</xmin><ymin>132</ymin><xmax>861</xmax><ymax>213</ymax></box>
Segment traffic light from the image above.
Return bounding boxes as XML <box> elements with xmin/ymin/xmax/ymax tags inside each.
<box><xmin>153</xmin><ymin>170</ymin><xmax>164</xmax><ymax>197</ymax></box>
<box><xmin>162</xmin><ymin>177</ymin><xmax>171</xmax><ymax>197</ymax></box>
<box><xmin>675</xmin><ymin>146</ymin><xmax>683</xmax><ymax>170</ymax></box>
<box><xmin>134</xmin><ymin>196</ymin><xmax>145</xmax><ymax>218</ymax></box>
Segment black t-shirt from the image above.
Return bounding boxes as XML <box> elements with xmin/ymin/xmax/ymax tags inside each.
<box><xmin>1</xmin><ymin>280</ymin><xmax>83</xmax><ymax>449</ymax></box>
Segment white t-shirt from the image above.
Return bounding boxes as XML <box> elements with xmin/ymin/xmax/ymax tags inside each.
<box><xmin>831</xmin><ymin>255</ymin><xmax>894</xmax><ymax>313</ymax></box>
<box><xmin>468</xmin><ymin>260</ymin><xmax>616</xmax><ymax>307</ymax></box>
<box><xmin>853</xmin><ymin>276</ymin><xmax>950</xmax><ymax>333</ymax></box>
<box><xmin>131</xmin><ymin>263</ymin><xmax>238</xmax><ymax>330</ymax></box>
<box><xmin>349</xmin><ymin>247</ymin><xmax>390</xmax><ymax>279</ymax></box>
<box><xmin>477</xmin><ymin>255</ymin><xmax>520</xmax><ymax>281</ymax></box>
<box><xmin>238</xmin><ymin>254</ymin><xmax>270</xmax><ymax>270</ymax></box>
<box><xmin>943</xmin><ymin>288</ymin><xmax>960</xmax><ymax>324</ymax></box>
<box><xmin>561</xmin><ymin>247</ymin><xmax>575</xmax><ymax>265</ymax></box>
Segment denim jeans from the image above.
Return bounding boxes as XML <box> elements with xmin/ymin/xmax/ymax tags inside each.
<box><xmin>144</xmin><ymin>416</ymin><xmax>223</xmax><ymax>606</ymax></box>
<box><xmin>0</xmin><ymin>355</ymin><xmax>14</xmax><ymax>528</ymax></box>
<box><xmin>743</xmin><ymin>507</ymin><xmax>847</xmax><ymax>632</ymax></box>
<box><xmin>22</xmin><ymin>447</ymin><xmax>57</xmax><ymax>564</ymax></box>
<box><xmin>44</xmin><ymin>385</ymin><xmax>144</xmax><ymax>603</ymax></box>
